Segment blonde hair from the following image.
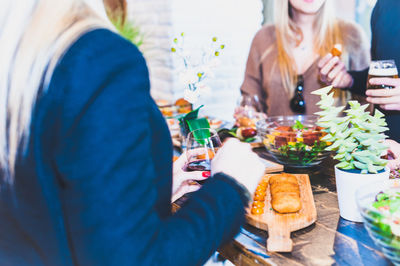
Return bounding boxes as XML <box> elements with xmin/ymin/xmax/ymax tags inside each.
<box><xmin>0</xmin><ymin>0</ymin><xmax>109</xmax><ymax>182</ymax></box>
<box><xmin>273</xmin><ymin>0</ymin><xmax>342</xmax><ymax>96</ymax></box>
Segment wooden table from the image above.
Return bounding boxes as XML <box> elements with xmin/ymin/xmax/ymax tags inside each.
<box><xmin>215</xmin><ymin>149</ymin><xmax>393</xmax><ymax>265</ymax></box>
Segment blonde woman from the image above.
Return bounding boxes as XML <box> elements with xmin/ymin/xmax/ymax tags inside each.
<box><xmin>240</xmin><ymin>0</ymin><xmax>370</xmax><ymax>116</ymax></box>
<box><xmin>0</xmin><ymin>0</ymin><xmax>265</xmax><ymax>265</ymax></box>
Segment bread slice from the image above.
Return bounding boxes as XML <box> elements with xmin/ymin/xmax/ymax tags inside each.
<box><xmin>269</xmin><ymin>173</ymin><xmax>301</xmax><ymax>213</ymax></box>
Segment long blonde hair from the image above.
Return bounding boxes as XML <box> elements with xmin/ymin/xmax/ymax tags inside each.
<box><xmin>273</xmin><ymin>0</ymin><xmax>342</xmax><ymax>95</ymax></box>
<box><xmin>0</xmin><ymin>0</ymin><xmax>109</xmax><ymax>182</ymax></box>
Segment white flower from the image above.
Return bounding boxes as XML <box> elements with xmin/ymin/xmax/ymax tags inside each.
<box><xmin>172</xmin><ymin>34</ymin><xmax>224</xmax><ymax>104</ymax></box>
<box><xmin>179</xmin><ymin>69</ymin><xmax>198</xmax><ymax>85</ymax></box>
<box><xmin>184</xmin><ymin>89</ymin><xmax>200</xmax><ymax>104</ymax></box>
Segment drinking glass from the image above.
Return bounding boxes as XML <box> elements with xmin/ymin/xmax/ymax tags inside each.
<box><xmin>235</xmin><ymin>94</ymin><xmax>262</xmax><ymax>121</ymax></box>
<box><xmin>185</xmin><ymin>128</ymin><xmax>222</xmax><ymax>172</ymax></box>
<box><xmin>367</xmin><ymin>60</ymin><xmax>399</xmax><ymax>89</ymax></box>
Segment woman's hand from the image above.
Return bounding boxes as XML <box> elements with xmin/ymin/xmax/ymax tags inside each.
<box><xmin>318</xmin><ymin>53</ymin><xmax>353</xmax><ymax>88</ymax></box>
<box><xmin>211</xmin><ymin>138</ymin><xmax>264</xmax><ymax>194</ymax></box>
<box><xmin>366</xmin><ymin>78</ymin><xmax>400</xmax><ymax>110</ymax></box>
<box><xmin>386</xmin><ymin>139</ymin><xmax>400</xmax><ymax>170</ymax></box>
<box><xmin>172</xmin><ymin>152</ymin><xmax>208</xmax><ymax>202</ymax></box>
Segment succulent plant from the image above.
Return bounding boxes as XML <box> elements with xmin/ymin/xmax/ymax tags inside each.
<box><xmin>312</xmin><ymin>86</ymin><xmax>388</xmax><ymax>174</ymax></box>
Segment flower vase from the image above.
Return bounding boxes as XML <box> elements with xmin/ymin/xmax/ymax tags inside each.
<box><xmin>335</xmin><ymin>166</ymin><xmax>390</xmax><ymax>222</ymax></box>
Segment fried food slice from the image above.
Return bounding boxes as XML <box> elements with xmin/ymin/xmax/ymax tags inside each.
<box><xmin>269</xmin><ymin>173</ymin><xmax>298</xmax><ymax>185</ymax></box>
<box><xmin>271</xmin><ymin>192</ymin><xmax>302</xmax><ymax>213</ymax></box>
<box><xmin>331</xmin><ymin>43</ymin><xmax>342</xmax><ymax>57</ymax></box>
<box><xmin>269</xmin><ymin>173</ymin><xmax>301</xmax><ymax>213</ymax></box>
<box><xmin>270</xmin><ymin>182</ymin><xmax>300</xmax><ymax>195</ymax></box>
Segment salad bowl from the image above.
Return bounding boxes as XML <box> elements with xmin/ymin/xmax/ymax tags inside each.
<box><xmin>256</xmin><ymin>115</ymin><xmax>331</xmax><ymax>168</ymax></box>
<box><xmin>356</xmin><ymin>179</ymin><xmax>400</xmax><ymax>265</ymax></box>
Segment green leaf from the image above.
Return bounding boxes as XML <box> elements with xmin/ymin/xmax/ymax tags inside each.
<box><xmin>353</xmin><ymin>155</ymin><xmax>372</xmax><ymax>165</ymax></box>
<box><xmin>348</xmin><ymin>100</ymin><xmax>361</xmax><ymax>109</ymax></box>
<box><xmin>228</xmin><ymin>131</ymin><xmax>237</xmax><ymax>137</ymax></box>
<box><xmin>360</xmin><ymin>138</ymin><xmax>374</xmax><ymax>146</ymax></box>
<box><xmin>344</xmin><ymin>142</ymin><xmax>358</xmax><ymax>151</ymax></box>
<box><xmin>353</xmin><ymin>150</ymin><xmax>372</xmax><ymax>157</ymax></box>
<box><xmin>321</xmin><ymin>134</ymin><xmax>335</xmax><ymax>142</ymax></box>
<box><xmin>333</xmin><ymin>153</ymin><xmax>345</xmax><ymax>160</ymax></box>
<box><xmin>367</xmin><ymin>163</ymin><xmax>378</xmax><ymax>174</ymax></box>
<box><xmin>292</xmin><ymin>120</ymin><xmax>304</xmax><ymax>130</ymax></box>
<box><xmin>353</xmin><ymin>161</ymin><xmax>368</xmax><ymax>170</ymax></box>
<box><xmin>374</xmin><ymin>109</ymin><xmax>385</xmax><ymax>118</ymax></box>
<box><xmin>389</xmin><ymin>199</ymin><xmax>400</xmax><ymax>214</ymax></box>
<box><xmin>311</xmin><ymin>85</ymin><xmax>334</xmax><ymax>96</ymax></box>
<box><xmin>344</xmin><ymin>163</ymin><xmax>355</xmax><ymax>170</ymax></box>
<box><xmin>336</xmin><ymin>161</ymin><xmax>350</xmax><ymax>169</ymax></box>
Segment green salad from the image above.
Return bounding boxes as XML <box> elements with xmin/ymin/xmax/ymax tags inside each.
<box><xmin>277</xmin><ymin>140</ymin><xmax>328</xmax><ymax>165</ymax></box>
<box><xmin>264</xmin><ymin>119</ymin><xmax>329</xmax><ymax>166</ymax></box>
<box><xmin>370</xmin><ymin>189</ymin><xmax>400</xmax><ymax>246</ymax></box>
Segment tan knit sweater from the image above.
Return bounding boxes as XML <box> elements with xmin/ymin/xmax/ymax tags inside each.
<box><xmin>240</xmin><ymin>20</ymin><xmax>370</xmax><ymax>116</ymax></box>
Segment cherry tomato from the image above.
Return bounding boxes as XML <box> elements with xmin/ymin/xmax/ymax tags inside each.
<box><xmin>251</xmin><ymin>207</ymin><xmax>264</xmax><ymax>215</ymax></box>
<box><xmin>253</xmin><ymin>194</ymin><xmax>265</xmax><ymax>201</ymax></box>
<box><xmin>252</xmin><ymin>201</ymin><xmax>265</xmax><ymax>208</ymax></box>
<box><xmin>256</xmin><ymin>186</ymin><xmax>267</xmax><ymax>192</ymax></box>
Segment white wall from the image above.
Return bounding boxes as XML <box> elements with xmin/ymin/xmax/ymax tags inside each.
<box><xmin>126</xmin><ymin>0</ymin><xmax>175</xmax><ymax>102</ymax></box>
<box><xmin>127</xmin><ymin>0</ymin><xmax>263</xmax><ymax>121</ymax></box>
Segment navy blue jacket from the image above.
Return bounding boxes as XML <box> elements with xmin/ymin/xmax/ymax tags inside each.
<box><xmin>350</xmin><ymin>0</ymin><xmax>400</xmax><ymax>141</ymax></box>
<box><xmin>0</xmin><ymin>29</ymin><xmax>248</xmax><ymax>265</ymax></box>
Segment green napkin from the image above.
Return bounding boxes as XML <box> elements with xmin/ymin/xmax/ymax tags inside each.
<box><xmin>188</xmin><ymin>118</ymin><xmax>210</xmax><ymax>132</ymax></box>
<box><xmin>188</xmin><ymin>118</ymin><xmax>211</xmax><ymax>141</ymax></box>
<box><xmin>178</xmin><ymin>105</ymin><xmax>204</xmax><ymax>139</ymax></box>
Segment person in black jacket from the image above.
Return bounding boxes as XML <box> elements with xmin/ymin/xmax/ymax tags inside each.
<box><xmin>318</xmin><ymin>0</ymin><xmax>400</xmax><ymax>169</ymax></box>
<box><xmin>318</xmin><ymin>0</ymin><xmax>400</xmax><ymax>142</ymax></box>
<box><xmin>0</xmin><ymin>1</ymin><xmax>265</xmax><ymax>265</ymax></box>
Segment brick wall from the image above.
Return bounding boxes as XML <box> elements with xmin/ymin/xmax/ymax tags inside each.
<box><xmin>126</xmin><ymin>0</ymin><xmax>263</xmax><ymax>121</ymax></box>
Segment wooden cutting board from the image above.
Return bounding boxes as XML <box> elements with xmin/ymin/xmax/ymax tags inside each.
<box><xmin>246</xmin><ymin>174</ymin><xmax>317</xmax><ymax>252</ymax></box>
<box><xmin>260</xmin><ymin>158</ymin><xmax>283</xmax><ymax>174</ymax></box>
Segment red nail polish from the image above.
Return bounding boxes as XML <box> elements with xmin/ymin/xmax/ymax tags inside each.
<box><xmin>202</xmin><ymin>171</ymin><xmax>211</xmax><ymax>178</ymax></box>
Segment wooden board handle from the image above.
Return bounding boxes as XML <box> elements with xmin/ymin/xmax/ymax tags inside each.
<box><xmin>267</xmin><ymin>225</ymin><xmax>293</xmax><ymax>252</ymax></box>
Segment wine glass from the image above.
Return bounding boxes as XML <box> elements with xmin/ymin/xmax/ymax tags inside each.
<box><xmin>185</xmin><ymin>128</ymin><xmax>222</xmax><ymax>172</ymax></box>
<box><xmin>234</xmin><ymin>94</ymin><xmax>265</xmax><ymax>127</ymax></box>
<box><xmin>236</xmin><ymin>94</ymin><xmax>261</xmax><ymax>118</ymax></box>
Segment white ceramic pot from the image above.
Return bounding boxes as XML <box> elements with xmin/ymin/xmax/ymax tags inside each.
<box><xmin>335</xmin><ymin>166</ymin><xmax>390</xmax><ymax>222</ymax></box>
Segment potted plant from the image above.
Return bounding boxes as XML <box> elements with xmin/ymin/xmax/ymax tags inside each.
<box><xmin>169</xmin><ymin>33</ymin><xmax>225</xmax><ymax>145</ymax></box>
<box><xmin>312</xmin><ymin>86</ymin><xmax>390</xmax><ymax>222</ymax></box>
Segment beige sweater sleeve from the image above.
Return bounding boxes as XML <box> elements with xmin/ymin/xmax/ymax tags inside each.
<box><xmin>240</xmin><ymin>28</ymin><xmax>269</xmax><ymax>113</ymax></box>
